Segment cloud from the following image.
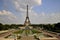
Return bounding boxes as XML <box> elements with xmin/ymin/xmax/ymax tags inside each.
<box><xmin>0</xmin><ymin>10</ymin><xmax>16</xmax><ymax>20</ymax></box>
<box><xmin>0</xmin><ymin>10</ymin><xmax>17</xmax><ymax>24</ymax></box>
<box><xmin>14</xmin><ymin>0</ymin><xmax>42</xmax><ymax>12</ymax></box>
<box><xmin>14</xmin><ymin>0</ymin><xmax>41</xmax><ymax>7</ymax></box>
<box><xmin>31</xmin><ymin>12</ymin><xmax>60</xmax><ymax>24</ymax></box>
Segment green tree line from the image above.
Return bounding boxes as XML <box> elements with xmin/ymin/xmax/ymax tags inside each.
<box><xmin>0</xmin><ymin>23</ymin><xmax>60</xmax><ymax>33</ymax></box>
<box><xmin>31</xmin><ymin>23</ymin><xmax>60</xmax><ymax>33</ymax></box>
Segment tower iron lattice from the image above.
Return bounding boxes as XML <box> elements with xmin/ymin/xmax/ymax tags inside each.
<box><xmin>24</xmin><ymin>5</ymin><xmax>31</xmax><ymax>26</ymax></box>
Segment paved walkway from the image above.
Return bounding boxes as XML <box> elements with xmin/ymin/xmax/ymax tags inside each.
<box><xmin>0</xmin><ymin>37</ymin><xmax>14</xmax><ymax>40</ymax></box>
<box><xmin>18</xmin><ymin>36</ymin><xmax>37</xmax><ymax>40</ymax></box>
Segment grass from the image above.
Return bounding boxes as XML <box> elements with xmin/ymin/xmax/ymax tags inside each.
<box><xmin>25</xmin><ymin>30</ymin><xmax>31</xmax><ymax>35</ymax></box>
<box><xmin>31</xmin><ymin>29</ymin><xmax>40</xmax><ymax>34</ymax></box>
<box><xmin>13</xmin><ymin>30</ymin><xmax>24</xmax><ymax>34</ymax></box>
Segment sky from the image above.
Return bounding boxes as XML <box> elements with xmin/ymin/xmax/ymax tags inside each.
<box><xmin>0</xmin><ymin>0</ymin><xmax>60</xmax><ymax>24</ymax></box>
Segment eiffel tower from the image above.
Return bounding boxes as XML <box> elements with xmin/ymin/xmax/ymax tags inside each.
<box><xmin>24</xmin><ymin>5</ymin><xmax>31</xmax><ymax>26</ymax></box>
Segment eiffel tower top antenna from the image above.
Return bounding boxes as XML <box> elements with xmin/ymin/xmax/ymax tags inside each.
<box><xmin>27</xmin><ymin>5</ymin><xmax>28</xmax><ymax>17</ymax></box>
